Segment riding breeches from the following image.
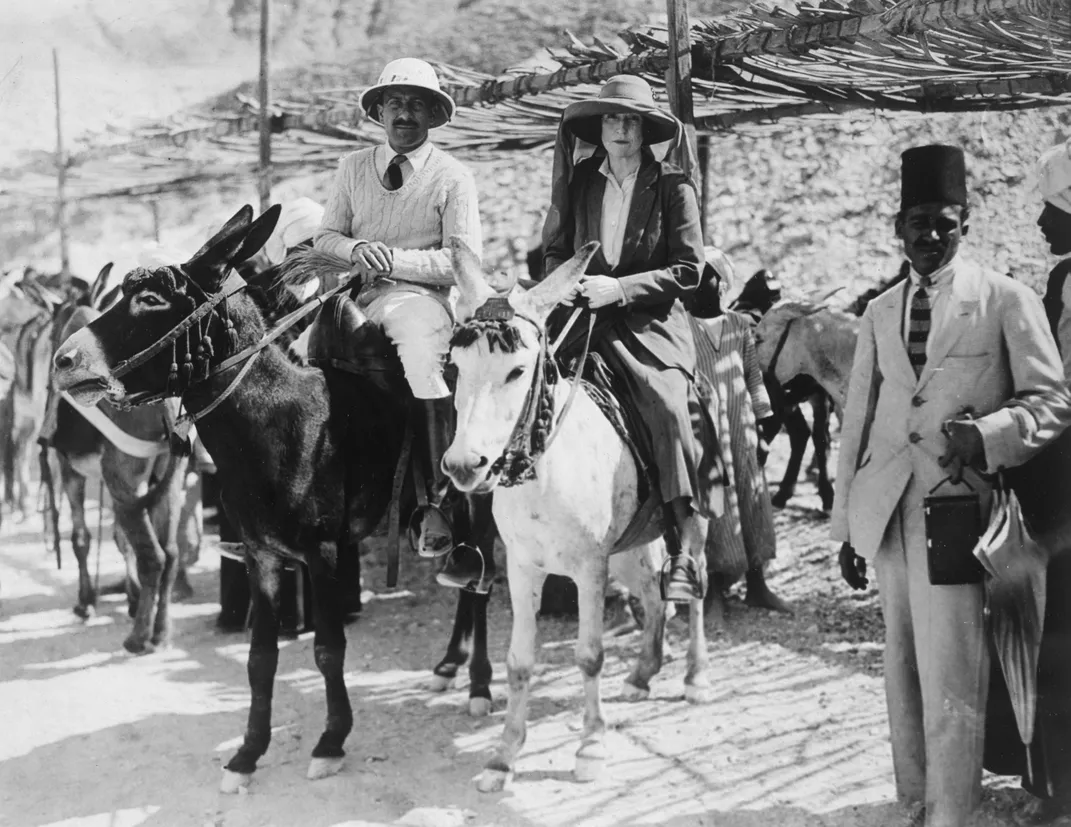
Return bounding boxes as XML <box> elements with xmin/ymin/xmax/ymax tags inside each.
<box><xmin>362</xmin><ymin>289</ymin><xmax>452</xmax><ymax>399</ymax></box>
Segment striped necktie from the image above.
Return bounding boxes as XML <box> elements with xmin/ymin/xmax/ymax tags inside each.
<box><xmin>907</xmin><ymin>276</ymin><xmax>932</xmax><ymax>377</ymax></box>
<box><xmin>384</xmin><ymin>154</ymin><xmax>405</xmax><ymax>190</ymax></box>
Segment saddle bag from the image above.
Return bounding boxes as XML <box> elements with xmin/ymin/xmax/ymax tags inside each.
<box><xmin>924</xmin><ymin>477</ymin><xmax>985</xmax><ymax>586</ymax></box>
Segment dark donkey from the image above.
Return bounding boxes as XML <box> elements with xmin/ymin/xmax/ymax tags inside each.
<box><xmin>53</xmin><ymin>205</ymin><xmax>495</xmax><ymax>792</ymax></box>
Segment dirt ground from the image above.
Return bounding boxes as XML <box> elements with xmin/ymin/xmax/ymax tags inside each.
<box><xmin>0</xmin><ymin>442</ymin><xmax>1031</xmax><ymax>827</ymax></box>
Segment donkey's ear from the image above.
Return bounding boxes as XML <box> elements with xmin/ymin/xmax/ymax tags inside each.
<box><xmin>525</xmin><ymin>241</ymin><xmax>599</xmax><ymax>321</ymax></box>
<box><xmin>189</xmin><ymin>206</ymin><xmax>254</xmax><ymax>261</ymax></box>
<box><xmin>450</xmin><ymin>236</ymin><xmax>494</xmax><ymax>322</ymax></box>
<box><xmin>229</xmin><ymin>204</ymin><xmax>282</xmax><ymax>267</ymax></box>
<box><xmin>89</xmin><ymin>263</ymin><xmax>113</xmax><ymax>309</ymax></box>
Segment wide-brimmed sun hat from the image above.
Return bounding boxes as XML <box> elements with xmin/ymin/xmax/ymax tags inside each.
<box><xmin>360</xmin><ymin>58</ymin><xmax>456</xmax><ymax>129</ymax></box>
<box><xmin>562</xmin><ymin>75</ymin><xmax>680</xmax><ymax>147</ymax></box>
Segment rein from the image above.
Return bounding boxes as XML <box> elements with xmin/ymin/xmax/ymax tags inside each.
<box><xmin>766</xmin><ymin>317</ymin><xmax>796</xmax><ymax>380</ymax></box>
<box><xmin>116</xmin><ymin>264</ymin><xmax>362</xmax><ymax>438</ymax></box>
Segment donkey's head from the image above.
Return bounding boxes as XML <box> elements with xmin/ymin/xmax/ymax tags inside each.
<box><xmin>53</xmin><ymin>205</ymin><xmax>281</xmax><ymax>407</ymax></box>
<box><xmin>443</xmin><ymin>237</ymin><xmax>598</xmax><ymax>493</ymax></box>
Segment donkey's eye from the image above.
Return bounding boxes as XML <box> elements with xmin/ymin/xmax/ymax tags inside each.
<box><xmin>137</xmin><ymin>292</ymin><xmax>165</xmax><ymax>308</ymax></box>
<box><xmin>505</xmin><ymin>366</ymin><xmax>526</xmax><ymax>383</ymax></box>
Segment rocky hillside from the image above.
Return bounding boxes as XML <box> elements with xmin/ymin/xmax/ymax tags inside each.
<box><xmin>4</xmin><ymin>0</ymin><xmax>1070</xmax><ymax>300</ymax></box>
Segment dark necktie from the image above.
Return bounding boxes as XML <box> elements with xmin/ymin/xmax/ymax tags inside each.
<box><xmin>384</xmin><ymin>154</ymin><xmax>405</xmax><ymax>190</ymax></box>
<box><xmin>907</xmin><ymin>276</ymin><xmax>932</xmax><ymax>377</ymax></box>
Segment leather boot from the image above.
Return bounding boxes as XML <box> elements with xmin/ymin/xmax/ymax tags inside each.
<box><xmin>415</xmin><ymin>397</ymin><xmax>455</xmax><ymax>558</ymax></box>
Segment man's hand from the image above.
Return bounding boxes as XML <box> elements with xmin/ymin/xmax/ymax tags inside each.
<box><xmin>577</xmin><ymin>275</ymin><xmax>626</xmax><ymax>309</ymax></box>
<box><xmin>350</xmin><ymin>241</ymin><xmax>393</xmax><ymax>284</ymax></box>
<box><xmin>757</xmin><ymin>415</ymin><xmax>780</xmax><ymax>445</ymax></box>
<box><xmin>939</xmin><ymin>415</ymin><xmax>986</xmax><ymax>483</ymax></box>
<box><xmin>839</xmin><ymin>542</ymin><xmax>868</xmax><ymax>590</ymax></box>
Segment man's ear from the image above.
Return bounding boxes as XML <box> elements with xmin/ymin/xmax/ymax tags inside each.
<box><xmin>893</xmin><ymin>212</ymin><xmax>905</xmax><ymax>239</ymax></box>
<box><xmin>960</xmin><ymin>207</ymin><xmax>971</xmax><ymax>237</ymax></box>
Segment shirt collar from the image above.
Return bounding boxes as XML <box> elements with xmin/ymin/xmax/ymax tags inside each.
<box><xmin>910</xmin><ymin>252</ymin><xmax>960</xmax><ymax>289</ymax></box>
<box><xmin>376</xmin><ymin>140</ymin><xmax>434</xmax><ymax>177</ymax></box>
<box><xmin>598</xmin><ymin>157</ymin><xmax>639</xmax><ymax>190</ymax></box>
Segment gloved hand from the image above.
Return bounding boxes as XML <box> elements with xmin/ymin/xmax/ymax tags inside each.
<box><xmin>577</xmin><ymin>275</ymin><xmax>626</xmax><ymax>309</ymax></box>
<box><xmin>839</xmin><ymin>542</ymin><xmax>868</xmax><ymax>590</ymax></box>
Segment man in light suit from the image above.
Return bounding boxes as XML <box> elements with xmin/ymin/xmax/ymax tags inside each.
<box><xmin>832</xmin><ymin>145</ymin><xmax>1071</xmax><ymax>827</ymax></box>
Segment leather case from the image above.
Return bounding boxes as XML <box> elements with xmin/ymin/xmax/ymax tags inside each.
<box><xmin>924</xmin><ymin>490</ymin><xmax>985</xmax><ymax>585</ymax></box>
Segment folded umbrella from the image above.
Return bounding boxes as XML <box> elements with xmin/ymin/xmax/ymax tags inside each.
<box><xmin>975</xmin><ymin>484</ymin><xmax>1050</xmax><ymax>787</ymax></box>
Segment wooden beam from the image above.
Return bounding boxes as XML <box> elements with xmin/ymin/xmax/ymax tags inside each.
<box><xmin>665</xmin><ymin>0</ymin><xmax>699</xmax><ymax>185</ymax></box>
<box><xmin>52</xmin><ymin>48</ymin><xmax>70</xmax><ymax>276</ymax></box>
<box><xmin>257</xmin><ymin>0</ymin><xmax>273</xmax><ymax>213</ymax></box>
<box><xmin>694</xmin><ymin>0</ymin><xmax>1066</xmax><ymax>67</ymax></box>
<box><xmin>697</xmin><ymin>134</ymin><xmax>710</xmax><ymax>238</ymax></box>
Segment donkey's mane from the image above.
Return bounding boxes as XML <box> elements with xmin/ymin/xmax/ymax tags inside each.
<box><xmin>451</xmin><ymin>318</ymin><xmax>528</xmax><ymax>354</ymax></box>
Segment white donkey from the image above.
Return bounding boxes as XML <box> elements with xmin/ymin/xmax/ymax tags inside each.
<box><xmin>443</xmin><ymin>238</ymin><xmax>713</xmax><ymax>793</ymax></box>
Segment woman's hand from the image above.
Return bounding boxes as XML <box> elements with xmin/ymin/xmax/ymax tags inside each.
<box><xmin>578</xmin><ymin>275</ymin><xmax>626</xmax><ymax>309</ymax></box>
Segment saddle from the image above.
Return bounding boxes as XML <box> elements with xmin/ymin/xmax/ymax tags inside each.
<box><xmin>569</xmin><ymin>352</ymin><xmax>661</xmax><ymax>552</ymax></box>
<box><xmin>306</xmin><ymin>293</ymin><xmax>406</xmax><ymax>396</ymax></box>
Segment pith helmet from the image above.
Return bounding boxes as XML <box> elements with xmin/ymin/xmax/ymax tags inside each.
<box><xmin>360</xmin><ymin>58</ymin><xmax>456</xmax><ymax>129</ymax></box>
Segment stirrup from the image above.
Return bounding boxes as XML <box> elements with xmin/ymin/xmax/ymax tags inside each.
<box><xmin>436</xmin><ymin>544</ymin><xmax>492</xmax><ymax>594</ymax></box>
<box><xmin>659</xmin><ymin>556</ymin><xmax>706</xmax><ymax>603</ymax></box>
<box><xmin>407</xmin><ymin>502</ymin><xmax>455</xmax><ymax>559</ymax></box>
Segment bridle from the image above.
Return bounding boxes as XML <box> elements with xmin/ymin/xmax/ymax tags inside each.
<box><xmin>456</xmin><ymin>298</ymin><xmax>595</xmax><ymax>489</ymax></box>
<box><xmin>764</xmin><ymin>305</ymin><xmax>825</xmax><ymax>380</ymax></box>
<box><xmin>112</xmin><ymin>263</ymin><xmax>362</xmax><ymax>441</ymax></box>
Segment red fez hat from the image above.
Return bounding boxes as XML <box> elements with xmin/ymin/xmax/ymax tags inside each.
<box><xmin>900</xmin><ymin>145</ymin><xmax>967</xmax><ymax>211</ymax></box>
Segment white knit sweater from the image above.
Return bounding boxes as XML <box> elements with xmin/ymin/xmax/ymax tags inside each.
<box><xmin>315</xmin><ymin>144</ymin><xmax>482</xmax><ymax>293</ymax></box>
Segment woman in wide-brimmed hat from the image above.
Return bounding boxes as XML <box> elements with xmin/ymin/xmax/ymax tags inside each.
<box><xmin>540</xmin><ymin>75</ymin><xmax>723</xmax><ymax>604</ymax></box>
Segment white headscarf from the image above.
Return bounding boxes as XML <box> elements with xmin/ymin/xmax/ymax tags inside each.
<box><xmin>704</xmin><ymin>246</ymin><xmax>736</xmax><ymax>294</ymax></box>
<box><xmin>1038</xmin><ymin>139</ymin><xmax>1071</xmax><ymax>214</ymax></box>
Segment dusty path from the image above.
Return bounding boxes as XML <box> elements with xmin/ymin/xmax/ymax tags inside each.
<box><xmin>0</xmin><ymin>447</ymin><xmax>1027</xmax><ymax>827</ymax></box>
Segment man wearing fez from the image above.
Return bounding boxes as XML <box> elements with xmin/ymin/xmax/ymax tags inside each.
<box><xmin>832</xmin><ymin>145</ymin><xmax>1071</xmax><ymax>827</ymax></box>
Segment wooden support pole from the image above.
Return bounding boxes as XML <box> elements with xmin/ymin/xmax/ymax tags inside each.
<box><xmin>150</xmin><ymin>201</ymin><xmax>161</xmax><ymax>243</ymax></box>
<box><xmin>257</xmin><ymin>0</ymin><xmax>273</xmax><ymax>213</ymax></box>
<box><xmin>697</xmin><ymin>133</ymin><xmax>710</xmax><ymax>240</ymax></box>
<box><xmin>52</xmin><ymin>48</ymin><xmax>70</xmax><ymax>276</ymax></box>
<box><xmin>664</xmin><ymin>0</ymin><xmax>698</xmax><ymax>186</ymax></box>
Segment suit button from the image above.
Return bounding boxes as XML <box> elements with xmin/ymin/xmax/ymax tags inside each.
<box><xmin>912</xmin><ymin>395</ymin><xmax>924</xmax><ymax>407</ymax></box>
<box><xmin>909</xmin><ymin>432</ymin><xmax>922</xmax><ymax>444</ymax></box>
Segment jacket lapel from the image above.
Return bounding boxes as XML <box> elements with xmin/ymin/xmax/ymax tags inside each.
<box><xmin>615</xmin><ymin>160</ymin><xmax>659</xmax><ymax>272</ymax></box>
<box><xmin>875</xmin><ymin>283</ymin><xmax>917</xmax><ymax>386</ymax></box>
<box><xmin>916</xmin><ymin>261</ymin><xmax>980</xmax><ymax>391</ymax></box>
<box><xmin>582</xmin><ymin>171</ymin><xmax>610</xmax><ymax>272</ymax></box>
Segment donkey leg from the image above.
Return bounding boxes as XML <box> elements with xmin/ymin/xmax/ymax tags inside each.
<box><xmin>811</xmin><ymin>396</ymin><xmax>835</xmax><ymax>512</ymax></box>
<box><xmin>306</xmin><ymin>552</ymin><xmax>353</xmax><ymax>781</ymax></box>
<box><xmin>684</xmin><ymin>552</ymin><xmax>714</xmax><ymax>705</ymax></box>
<box><xmin>574</xmin><ymin>562</ymin><xmax>609</xmax><ymax>783</ymax></box>
<box><xmin>772</xmin><ymin>408</ymin><xmax>810</xmax><ymax>508</ymax></box>
<box><xmin>150</xmin><ymin>467</ymin><xmax>186</xmax><ymax>649</ymax></box>
<box><xmin>116</xmin><ymin>507</ymin><xmax>165</xmax><ymax>654</ymax></box>
<box><xmin>431</xmin><ymin>590</ymin><xmax>473</xmax><ymax>692</ymax></box>
<box><xmin>62</xmin><ymin>465</ymin><xmax>94</xmax><ymax>618</ymax></box>
<box><xmin>620</xmin><ymin>546</ymin><xmax>667</xmax><ymax>702</ymax></box>
<box><xmin>222</xmin><ymin>551</ymin><xmax>284</xmax><ymax>793</ymax></box>
<box><xmin>467</xmin><ymin>590</ymin><xmax>493</xmax><ymax>717</ymax></box>
<box><xmin>116</xmin><ymin>527</ymin><xmax>141</xmax><ymax>619</ymax></box>
<box><xmin>477</xmin><ymin>558</ymin><xmax>545</xmax><ymax>793</ymax></box>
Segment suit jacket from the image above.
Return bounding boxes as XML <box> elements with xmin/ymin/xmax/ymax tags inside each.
<box><xmin>831</xmin><ymin>258</ymin><xmax>1071</xmax><ymax>560</ymax></box>
<box><xmin>542</xmin><ymin>153</ymin><xmax>703</xmax><ymax>372</ymax></box>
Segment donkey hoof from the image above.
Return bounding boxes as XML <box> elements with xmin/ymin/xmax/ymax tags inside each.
<box><xmin>123</xmin><ymin>636</ymin><xmax>155</xmax><ymax>656</ymax></box>
<box><xmin>574</xmin><ymin>745</ymin><xmax>608</xmax><ymax>783</ymax></box>
<box><xmin>220</xmin><ymin>769</ymin><xmax>253</xmax><ymax>794</ymax></box>
<box><xmin>468</xmin><ymin>696</ymin><xmax>492</xmax><ymax>717</ymax></box>
<box><xmin>307</xmin><ymin>756</ymin><xmax>344</xmax><ymax>780</ymax></box>
<box><xmin>621</xmin><ymin>682</ymin><xmax>650</xmax><ymax>702</ymax></box>
<box><xmin>475</xmin><ymin>768</ymin><xmax>511</xmax><ymax>793</ymax></box>
<box><xmin>684</xmin><ymin>683</ymin><xmax>716</xmax><ymax>705</ymax></box>
<box><xmin>73</xmin><ymin>604</ymin><xmax>95</xmax><ymax>620</ymax></box>
<box><xmin>428</xmin><ymin>674</ymin><xmax>455</xmax><ymax>693</ymax></box>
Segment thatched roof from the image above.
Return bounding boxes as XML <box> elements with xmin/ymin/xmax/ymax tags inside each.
<box><xmin>1</xmin><ymin>0</ymin><xmax>1067</xmax><ymax>202</ymax></box>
